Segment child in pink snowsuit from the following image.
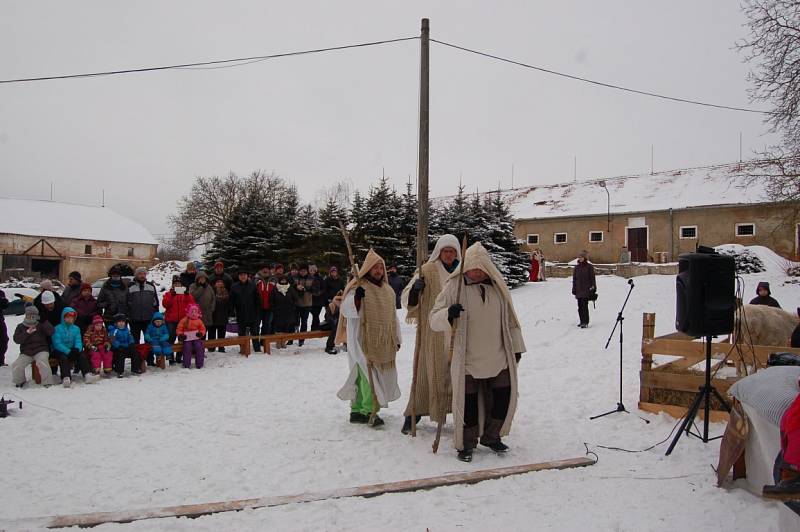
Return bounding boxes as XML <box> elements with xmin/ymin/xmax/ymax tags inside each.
<box><xmin>84</xmin><ymin>314</ymin><xmax>112</xmax><ymax>375</ymax></box>
<box><xmin>177</xmin><ymin>304</ymin><xmax>207</xmax><ymax>369</ymax></box>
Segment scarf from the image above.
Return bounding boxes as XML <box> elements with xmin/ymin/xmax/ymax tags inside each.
<box><xmin>276</xmin><ymin>283</ymin><xmax>290</xmax><ymax>295</ymax></box>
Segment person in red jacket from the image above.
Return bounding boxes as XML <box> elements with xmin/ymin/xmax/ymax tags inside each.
<box><xmin>256</xmin><ymin>267</ymin><xmax>275</xmax><ymax>340</ymax></box>
<box><xmin>162</xmin><ymin>276</ymin><xmax>196</xmax><ymax>363</ymax></box>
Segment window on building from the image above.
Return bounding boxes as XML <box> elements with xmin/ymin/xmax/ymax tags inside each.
<box><xmin>589</xmin><ymin>231</ymin><xmax>603</xmax><ymax>243</ymax></box>
<box><xmin>736</xmin><ymin>223</ymin><xmax>755</xmax><ymax>237</ymax></box>
<box><xmin>527</xmin><ymin>234</ymin><xmax>539</xmax><ymax>245</ymax></box>
<box><xmin>84</xmin><ymin>244</ymin><xmax>92</xmax><ymax>255</ymax></box>
<box><xmin>680</xmin><ymin>226</ymin><xmax>698</xmax><ymax>239</ymax></box>
<box><xmin>127</xmin><ymin>247</ymin><xmax>135</xmax><ymax>257</ymax></box>
<box><xmin>554</xmin><ymin>233</ymin><xmax>568</xmax><ymax>244</ymax></box>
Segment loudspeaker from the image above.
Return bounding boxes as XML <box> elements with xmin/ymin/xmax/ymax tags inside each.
<box><xmin>675</xmin><ymin>250</ymin><xmax>735</xmax><ymax>336</ymax></box>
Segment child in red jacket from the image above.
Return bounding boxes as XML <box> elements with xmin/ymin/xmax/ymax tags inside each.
<box><xmin>84</xmin><ymin>314</ymin><xmax>112</xmax><ymax>375</ymax></box>
<box><xmin>177</xmin><ymin>304</ymin><xmax>207</xmax><ymax>369</ymax></box>
<box><xmin>162</xmin><ymin>275</ymin><xmax>196</xmax><ymax>364</ymax></box>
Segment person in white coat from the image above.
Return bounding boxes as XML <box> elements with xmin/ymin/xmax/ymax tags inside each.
<box><xmin>430</xmin><ymin>242</ymin><xmax>526</xmax><ymax>462</ymax></box>
<box><xmin>335</xmin><ymin>249</ymin><xmax>402</xmax><ymax>427</ymax></box>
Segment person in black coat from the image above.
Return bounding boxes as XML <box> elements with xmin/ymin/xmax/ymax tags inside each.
<box><xmin>270</xmin><ymin>276</ymin><xmax>298</xmax><ymax>349</ymax></box>
<box><xmin>749</xmin><ymin>281</ymin><xmax>781</xmax><ymax>308</ymax></box>
<box><xmin>230</xmin><ymin>270</ymin><xmax>261</xmax><ymax>352</ymax></box>
<box><xmin>97</xmin><ymin>266</ymin><xmax>129</xmax><ymax>324</ymax></box>
<box><xmin>0</xmin><ymin>290</ymin><xmax>8</xmax><ymax>366</ymax></box>
<box><xmin>387</xmin><ymin>263</ymin><xmax>406</xmax><ymax>309</ymax></box>
<box><xmin>208</xmin><ymin>261</ymin><xmax>234</xmax><ymax>291</ymax></box>
<box><xmin>322</xmin><ymin>267</ymin><xmax>345</xmax><ymax>305</ymax></box>
<box><xmin>572</xmin><ymin>250</ymin><xmax>596</xmax><ymax>328</ymax></box>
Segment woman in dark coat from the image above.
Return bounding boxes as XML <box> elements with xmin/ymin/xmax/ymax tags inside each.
<box><xmin>572</xmin><ymin>250</ymin><xmax>596</xmax><ymax>328</ymax></box>
<box><xmin>209</xmin><ymin>278</ymin><xmax>230</xmax><ymax>352</ymax></box>
<box><xmin>270</xmin><ymin>276</ymin><xmax>298</xmax><ymax>349</ymax></box>
<box><xmin>230</xmin><ymin>271</ymin><xmax>260</xmax><ymax>352</ymax></box>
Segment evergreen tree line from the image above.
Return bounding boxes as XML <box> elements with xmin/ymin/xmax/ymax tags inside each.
<box><xmin>200</xmin><ymin>174</ymin><xmax>530</xmax><ymax>287</ymax></box>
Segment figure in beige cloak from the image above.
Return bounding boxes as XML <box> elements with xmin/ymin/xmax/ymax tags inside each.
<box><xmin>430</xmin><ymin>242</ymin><xmax>526</xmax><ymax>462</ymax></box>
<box><xmin>400</xmin><ymin>234</ymin><xmax>462</xmax><ymax>435</ymax></box>
<box><xmin>335</xmin><ymin>249</ymin><xmax>402</xmax><ymax>428</ymax></box>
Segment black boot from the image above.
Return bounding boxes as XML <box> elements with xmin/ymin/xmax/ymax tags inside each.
<box><xmin>481</xmin><ymin>440</ymin><xmax>510</xmax><ymax>453</ymax></box>
<box><xmin>368</xmin><ymin>415</ymin><xmax>385</xmax><ymax>428</ymax></box>
<box><xmin>349</xmin><ymin>412</ymin><xmax>369</xmax><ymax>424</ymax></box>
<box><xmin>457</xmin><ymin>449</ymin><xmax>473</xmax><ymax>462</ymax></box>
<box><xmin>401</xmin><ymin>415</ymin><xmax>423</xmax><ymax>435</ymax></box>
<box><xmin>763</xmin><ymin>475</ymin><xmax>800</xmax><ymax>501</ymax></box>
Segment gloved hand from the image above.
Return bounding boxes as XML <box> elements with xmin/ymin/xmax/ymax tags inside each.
<box><xmin>196</xmin><ymin>332</ymin><xmax>203</xmax><ymax>339</ymax></box>
<box><xmin>412</xmin><ymin>278</ymin><xmax>426</xmax><ymax>292</ymax></box>
<box><xmin>354</xmin><ymin>286</ymin><xmax>366</xmax><ymax>300</ymax></box>
<box><xmin>448</xmin><ymin>304</ymin><xmax>464</xmax><ymax>321</ymax></box>
<box><xmin>515</xmin><ymin>353</ymin><xmax>522</xmax><ymax>363</ymax></box>
<box><xmin>178</xmin><ymin>334</ymin><xmax>187</xmax><ymax>342</ymax></box>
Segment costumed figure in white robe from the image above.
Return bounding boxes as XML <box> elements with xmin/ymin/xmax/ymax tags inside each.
<box><xmin>336</xmin><ymin>249</ymin><xmax>402</xmax><ymax>427</ymax></box>
<box><xmin>400</xmin><ymin>234</ymin><xmax>462</xmax><ymax>434</ymax></box>
<box><xmin>430</xmin><ymin>242</ymin><xmax>526</xmax><ymax>462</ymax></box>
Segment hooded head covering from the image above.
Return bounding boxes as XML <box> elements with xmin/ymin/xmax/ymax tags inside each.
<box><xmin>92</xmin><ymin>314</ymin><xmax>104</xmax><ymax>325</ymax></box>
<box><xmin>23</xmin><ymin>305</ymin><xmax>40</xmax><ymax>327</ymax></box>
<box><xmin>151</xmin><ymin>311</ymin><xmax>165</xmax><ymax>323</ymax></box>
<box><xmin>452</xmin><ymin>242</ymin><xmax>521</xmax><ymax>329</ymax></box>
<box><xmin>61</xmin><ymin>306</ymin><xmax>77</xmax><ymax>323</ymax></box>
<box><xmin>80</xmin><ymin>282</ymin><xmax>92</xmax><ymax>294</ymax></box>
<box><xmin>41</xmin><ymin>290</ymin><xmax>55</xmax><ymax>305</ymax></box>
<box><xmin>186</xmin><ymin>303</ymin><xmax>201</xmax><ymax>320</ymax></box>
<box><xmin>757</xmin><ymin>281</ymin><xmax>771</xmax><ymax>296</ymax></box>
<box><xmin>335</xmin><ymin>248</ymin><xmax>392</xmax><ymax>347</ymax></box>
<box><xmin>196</xmin><ymin>270</ymin><xmax>208</xmax><ymax>281</ymax></box>
<box><xmin>429</xmin><ymin>234</ymin><xmax>463</xmax><ymax>264</ymax></box>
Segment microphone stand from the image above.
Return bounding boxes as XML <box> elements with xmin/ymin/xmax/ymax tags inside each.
<box><xmin>590</xmin><ymin>279</ymin><xmax>649</xmax><ymax>423</ymax></box>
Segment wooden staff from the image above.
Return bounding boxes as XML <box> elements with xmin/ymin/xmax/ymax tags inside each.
<box><xmin>338</xmin><ymin>223</ymin><xmax>380</xmax><ymax>425</ymax></box>
<box><xmin>432</xmin><ymin>234</ymin><xmax>468</xmax><ymax>454</ymax></box>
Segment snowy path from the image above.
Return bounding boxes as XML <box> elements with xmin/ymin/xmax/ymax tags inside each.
<box><xmin>1</xmin><ymin>269</ymin><xmax>797</xmax><ymax>531</ymax></box>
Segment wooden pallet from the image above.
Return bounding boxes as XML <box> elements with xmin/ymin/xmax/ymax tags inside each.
<box><xmin>4</xmin><ymin>457</ymin><xmax>595</xmax><ymax>529</ymax></box>
<box><xmin>639</xmin><ymin>312</ymin><xmax>800</xmax><ymax>420</ymax></box>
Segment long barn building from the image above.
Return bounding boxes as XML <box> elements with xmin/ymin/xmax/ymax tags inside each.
<box><xmin>457</xmin><ymin>161</ymin><xmax>798</xmax><ymax>264</ymax></box>
<box><xmin>0</xmin><ymin>198</ymin><xmax>159</xmax><ymax>282</ymax></box>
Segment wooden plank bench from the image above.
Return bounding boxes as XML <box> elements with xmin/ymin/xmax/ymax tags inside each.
<box><xmin>171</xmin><ymin>337</ymin><xmax>253</xmax><ymax>356</ymax></box>
<box><xmin>256</xmin><ymin>330</ymin><xmax>330</xmax><ymax>354</ymax></box>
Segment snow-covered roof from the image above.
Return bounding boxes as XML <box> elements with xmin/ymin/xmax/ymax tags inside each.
<box><xmin>445</xmin><ymin>161</ymin><xmax>776</xmax><ymax>221</ymax></box>
<box><xmin>0</xmin><ymin>198</ymin><xmax>158</xmax><ymax>245</ymax></box>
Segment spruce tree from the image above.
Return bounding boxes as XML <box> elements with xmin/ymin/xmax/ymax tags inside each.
<box><xmin>484</xmin><ymin>192</ymin><xmax>530</xmax><ymax>287</ymax></box>
<box><xmin>362</xmin><ymin>177</ymin><xmax>405</xmax><ymax>268</ymax></box>
<box><xmin>397</xmin><ymin>181</ymin><xmax>419</xmax><ymax>275</ymax></box>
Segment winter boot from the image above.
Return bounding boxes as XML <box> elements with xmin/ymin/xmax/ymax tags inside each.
<box><xmin>168</xmin><ymin>355</ymin><xmax>175</xmax><ymax>366</ymax></box>
<box><xmin>85</xmin><ymin>373</ymin><xmax>100</xmax><ymax>384</ymax></box>
<box><xmin>157</xmin><ymin>355</ymin><xmax>166</xmax><ymax>369</ymax></box>
<box><xmin>298</xmin><ymin>339</ymin><xmax>305</xmax><ymax>347</ymax></box>
<box><xmin>349</xmin><ymin>412</ymin><xmax>369</xmax><ymax>424</ymax></box>
<box><xmin>325</xmin><ymin>347</ymin><xmax>339</xmax><ymax>355</ymax></box>
<box><xmin>763</xmin><ymin>473</ymin><xmax>800</xmax><ymax>501</ymax></box>
<box><xmin>401</xmin><ymin>415</ymin><xmax>423</xmax><ymax>435</ymax></box>
<box><xmin>457</xmin><ymin>449</ymin><xmax>474</xmax><ymax>463</ymax></box>
<box><xmin>15</xmin><ymin>382</ymin><xmax>25</xmax><ymax>389</ymax></box>
<box><xmin>219</xmin><ymin>347</ymin><xmax>226</xmax><ymax>353</ymax></box>
<box><xmin>62</xmin><ymin>376</ymin><xmax>71</xmax><ymax>388</ymax></box>
<box><xmin>368</xmin><ymin>415</ymin><xmax>385</xmax><ymax>428</ymax></box>
<box><xmin>481</xmin><ymin>440</ymin><xmax>510</xmax><ymax>453</ymax></box>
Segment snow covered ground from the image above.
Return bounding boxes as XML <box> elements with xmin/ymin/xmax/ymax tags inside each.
<box><xmin>1</xmin><ymin>247</ymin><xmax>798</xmax><ymax>531</ymax></box>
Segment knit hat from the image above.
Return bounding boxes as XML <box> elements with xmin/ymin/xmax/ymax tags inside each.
<box><xmin>134</xmin><ymin>266</ymin><xmax>147</xmax><ymax>276</ymax></box>
<box><xmin>109</xmin><ymin>265</ymin><xmax>122</xmax><ymax>276</ymax></box>
<box><xmin>113</xmin><ymin>313</ymin><xmax>128</xmax><ymax>323</ymax></box>
<box><xmin>578</xmin><ymin>250</ymin><xmax>589</xmax><ymax>259</ymax></box>
<box><xmin>196</xmin><ymin>270</ymin><xmax>208</xmax><ymax>280</ymax></box>
<box><xmin>80</xmin><ymin>282</ymin><xmax>92</xmax><ymax>293</ymax></box>
<box><xmin>187</xmin><ymin>303</ymin><xmax>201</xmax><ymax>319</ymax></box>
<box><xmin>68</xmin><ymin>271</ymin><xmax>82</xmax><ymax>282</ymax></box>
<box><xmin>757</xmin><ymin>281</ymin><xmax>771</xmax><ymax>296</ymax></box>
<box><xmin>214</xmin><ymin>261</ymin><xmax>224</xmax><ymax>269</ymax></box>
<box><xmin>92</xmin><ymin>314</ymin><xmax>104</xmax><ymax>325</ymax></box>
<box><xmin>40</xmin><ymin>279</ymin><xmax>53</xmax><ymax>291</ymax></box>
<box><xmin>41</xmin><ymin>290</ymin><xmax>55</xmax><ymax>305</ymax></box>
<box><xmin>23</xmin><ymin>305</ymin><xmax>40</xmax><ymax>326</ymax></box>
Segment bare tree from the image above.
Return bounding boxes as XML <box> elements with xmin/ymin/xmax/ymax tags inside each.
<box><xmin>738</xmin><ymin>1</ymin><xmax>800</xmax><ymax>202</ymax></box>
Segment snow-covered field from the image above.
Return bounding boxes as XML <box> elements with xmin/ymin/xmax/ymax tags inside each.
<box><xmin>1</xmin><ymin>248</ymin><xmax>798</xmax><ymax>531</ymax></box>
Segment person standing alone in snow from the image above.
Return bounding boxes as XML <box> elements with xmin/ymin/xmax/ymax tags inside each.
<box><xmin>572</xmin><ymin>250</ymin><xmax>596</xmax><ymax>328</ymax></box>
<box><xmin>335</xmin><ymin>249</ymin><xmax>402</xmax><ymax>428</ymax></box>
<box><xmin>430</xmin><ymin>242</ymin><xmax>525</xmax><ymax>462</ymax></box>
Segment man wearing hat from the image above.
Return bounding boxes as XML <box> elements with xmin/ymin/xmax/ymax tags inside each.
<box><xmin>387</xmin><ymin>262</ymin><xmax>407</xmax><ymax>310</ymax></box>
<box><xmin>12</xmin><ymin>305</ymin><xmax>54</xmax><ymax>387</ymax></box>
<box><xmin>572</xmin><ymin>250</ymin><xmax>596</xmax><ymax>328</ymax></box>
<box><xmin>209</xmin><ymin>261</ymin><xmax>233</xmax><ymax>291</ymax></box>
<box><xmin>61</xmin><ymin>271</ymin><xmax>83</xmax><ymax>307</ymax></box>
<box><xmin>127</xmin><ymin>266</ymin><xmax>159</xmax><ymax>344</ymax></box>
<box><xmin>35</xmin><ymin>288</ymin><xmax>64</xmax><ymax>331</ymax></box>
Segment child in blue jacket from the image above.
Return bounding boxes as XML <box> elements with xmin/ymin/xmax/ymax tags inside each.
<box><xmin>52</xmin><ymin>307</ymin><xmax>97</xmax><ymax>387</ymax></box>
<box><xmin>145</xmin><ymin>311</ymin><xmax>172</xmax><ymax>367</ymax></box>
<box><xmin>109</xmin><ymin>313</ymin><xmax>142</xmax><ymax>377</ymax></box>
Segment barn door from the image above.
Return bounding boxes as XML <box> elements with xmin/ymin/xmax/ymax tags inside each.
<box><xmin>627</xmin><ymin>227</ymin><xmax>648</xmax><ymax>262</ymax></box>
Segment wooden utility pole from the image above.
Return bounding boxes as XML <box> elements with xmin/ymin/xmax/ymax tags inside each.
<box><xmin>417</xmin><ymin>18</ymin><xmax>430</xmax><ymax>265</ymax></box>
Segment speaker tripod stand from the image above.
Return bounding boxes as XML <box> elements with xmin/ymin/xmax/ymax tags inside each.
<box><xmin>590</xmin><ymin>279</ymin><xmax>649</xmax><ymax>423</ymax></box>
<box><xmin>665</xmin><ymin>335</ymin><xmax>731</xmax><ymax>455</ymax></box>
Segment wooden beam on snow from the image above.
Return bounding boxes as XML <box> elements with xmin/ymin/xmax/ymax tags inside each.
<box><xmin>6</xmin><ymin>457</ymin><xmax>596</xmax><ymax>529</ymax></box>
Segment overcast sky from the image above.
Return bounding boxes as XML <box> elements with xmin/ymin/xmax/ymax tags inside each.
<box><xmin>0</xmin><ymin>1</ymin><xmax>776</xmax><ymax>239</ymax></box>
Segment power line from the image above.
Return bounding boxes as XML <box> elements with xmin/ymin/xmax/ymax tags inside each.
<box><xmin>0</xmin><ymin>36</ymin><xmax>419</xmax><ymax>84</ymax></box>
<box><xmin>430</xmin><ymin>38</ymin><xmax>769</xmax><ymax>115</ymax></box>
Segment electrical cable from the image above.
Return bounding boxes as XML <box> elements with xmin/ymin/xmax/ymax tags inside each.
<box><xmin>0</xmin><ymin>36</ymin><xmax>419</xmax><ymax>84</ymax></box>
<box><xmin>430</xmin><ymin>38</ymin><xmax>769</xmax><ymax>115</ymax></box>
<box><xmin>587</xmin><ymin>411</ymin><xmax>687</xmax><ymax>454</ymax></box>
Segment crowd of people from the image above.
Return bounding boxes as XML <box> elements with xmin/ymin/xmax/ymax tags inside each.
<box><xmin>7</xmin><ymin>259</ymin><xmax>411</xmax><ymax>389</ymax></box>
